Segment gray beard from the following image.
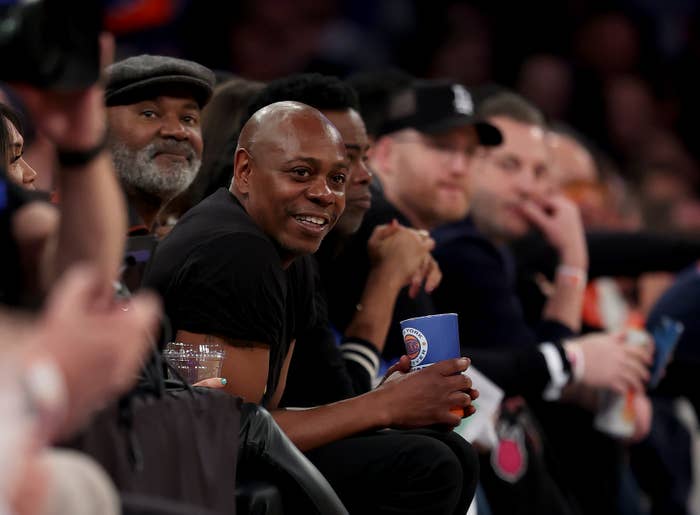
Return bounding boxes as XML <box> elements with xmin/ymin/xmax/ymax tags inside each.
<box><xmin>110</xmin><ymin>139</ymin><xmax>201</xmax><ymax>203</ymax></box>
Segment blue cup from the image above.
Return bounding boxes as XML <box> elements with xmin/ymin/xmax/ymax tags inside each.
<box><xmin>400</xmin><ymin>313</ymin><xmax>460</xmax><ymax>370</ymax></box>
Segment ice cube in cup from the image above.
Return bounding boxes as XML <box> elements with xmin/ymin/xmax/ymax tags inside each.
<box><xmin>163</xmin><ymin>342</ymin><xmax>226</xmax><ymax>384</ymax></box>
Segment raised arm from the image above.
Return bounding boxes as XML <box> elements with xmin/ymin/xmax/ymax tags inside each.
<box><xmin>12</xmin><ymin>35</ymin><xmax>126</xmax><ymax>292</ymax></box>
<box><xmin>521</xmin><ymin>194</ymin><xmax>587</xmax><ymax>332</ymax></box>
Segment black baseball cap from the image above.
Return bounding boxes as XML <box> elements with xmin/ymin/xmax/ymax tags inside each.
<box><xmin>378</xmin><ymin>80</ymin><xmax>502</xmax><ymax>146</ymax></box>
<box><xmin>105</xmin><ymin>55</ymin><xmax>215</xmax><ymax>108</ymax></box>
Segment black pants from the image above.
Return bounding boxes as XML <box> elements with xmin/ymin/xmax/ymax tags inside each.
<box><xmin>531</xmin><ymin>401</ymin><xmax>623</xmax><ymax>515</ymax></box>
<box><xmin>305</xmin><ymin>428</ymin><xmax>478</xmax><ymax>515</ymax></box>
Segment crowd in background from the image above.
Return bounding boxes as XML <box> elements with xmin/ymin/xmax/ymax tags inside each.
<box><xmin>1</xmin><ymin>1</ymin><xmax>699</xmax><ymax>515</ymax></box>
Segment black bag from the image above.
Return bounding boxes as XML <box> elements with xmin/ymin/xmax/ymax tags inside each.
<box><xmin>63</xmin><ymin>350</ymin><xmax>242</xmax><ymax>514</ymax></box>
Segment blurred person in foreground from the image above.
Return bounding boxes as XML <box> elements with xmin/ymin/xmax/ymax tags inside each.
<box><xmin>0</xmin><ymin>35</ymin><xmax>162</xmax><ymax>515</ymax></box>
<box><xmin>0</xmin><ymin>103</ymin><xmax>38</xmax><ymax>190</ymax></box>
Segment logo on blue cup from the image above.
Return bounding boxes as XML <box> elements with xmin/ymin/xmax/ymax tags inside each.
<box><xmin>403</xmin><ymin>327</ymin><xmax>428</xmax><ymax>368</ymax></box>
<box><xmin>400</xmin><ymin>313</ymin><xmax>460</xmax><ymax>370</ymax></box>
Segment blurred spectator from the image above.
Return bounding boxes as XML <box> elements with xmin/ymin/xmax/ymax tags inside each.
<box><xmin>0</xmin><ymin>103</ymin><xmax>38</xmax><ymax>190</ymax></box>
<box><xmin>605</xmin><ymin>75</ymin><xmax>657</xmax><ymax>160</ymax></box>
<box><xmin>517</xmin><ymin>54</ymin><xmax>573</xmax><ymax>121</ymax></box>
<box><xmin>427</xmin><ymin>3</ymin><xmax>492</xmax><ymax>87</ymax></box>
<box><xmin>575</xmin><ymin>12</ymin><xmax>642</xmax><ymax>79</ymax></box>
<box><xmin>346</xmin><ymin>68</ymin><xmax>414</xmax><ymax>141</ymax></box>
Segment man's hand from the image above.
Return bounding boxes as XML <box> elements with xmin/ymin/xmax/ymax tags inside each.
<box><xmin>565</xmin><ymin>331</ymin><xmax>653</xmax><ymax>395</ymax></box>
<box><xmin>520</xmin><ymin>194</ymin><xmax>588</xmax><ymax>269</ymax></box>
<box><xmin>368</xmin><ymin>220</ymin><xmax>442</xmax><ymax>298</ymax></box>
<box><xmin>378</xmin><ymin>355</ymin><xmax>411</xmax><ymax>386</ymax></box>
<box><xmin>10</xmin><ymin>33</ymin><xmax>115</xmax><ymax>151</ymax></box>
<box><xmin>375</xmin><ymin>357</ymin><xmax>479</xmax><ymax>429</ymax></box>
<box><xmin>629</xmin><ymin>393</ymin><xmax>652</xmax><ymax>443</ymax></box>
<box><xmin>28</xmin><ymin>265</ymin><xmax>161</xmax><ymax>438</ymax></box>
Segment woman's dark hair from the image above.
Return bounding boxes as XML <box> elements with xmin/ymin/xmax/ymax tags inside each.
<box><xmin>0</xmin><ymin>103</ymin><xmax>23</xmax><ymax>169</ymax></box>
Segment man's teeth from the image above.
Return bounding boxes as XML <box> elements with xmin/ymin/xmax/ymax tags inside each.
<box><xmin>296</xmin><ymin>215</ymin><xmax>327</xmax><ymax>226</ymax></box>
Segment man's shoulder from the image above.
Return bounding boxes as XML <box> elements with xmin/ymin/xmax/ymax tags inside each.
<box><xmin>149</xmin><ymin>189</ymin><xmax>283</xmax><ymax>282</ymax></box>
<box><xmin>181</xmin><ymin>189</ymin><xmax>255</xmax><ymax>230</ymax></box>
<box><xmin>166</xmin><ymin>190</ymin><xmax>274</xmax><ymax>249</ymax></box>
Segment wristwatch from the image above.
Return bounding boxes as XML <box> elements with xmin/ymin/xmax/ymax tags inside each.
<box><xmin>20</xmin><ymin>356</ymin><xmax>68</xmax><ymax>437</ymax></box>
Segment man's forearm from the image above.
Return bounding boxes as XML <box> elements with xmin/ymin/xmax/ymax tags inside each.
<box><xmin>272</xmin><ymin>389</ymin><xmax>390</xmax><ymax>452</ymax></box>
<box><xmin>49</xmin><ymin>152</ymin><xmax>126</xmax><ymax>288</ymax></box>
<box><xmin>542</xmin><ymin>265</ymin><xmax>586</xmax><ymax>332</ymax></box>
<box><xmin>343</xmin><ymin>266</ymin><xmax>403</xmax><ymax>352</ymax></box>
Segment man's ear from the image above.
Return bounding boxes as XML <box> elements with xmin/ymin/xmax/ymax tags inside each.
<box><xmin>370</xmin><ymin>135</ymin><xmax>395</xmax><ymax>177</ymax></box>
<box><xmin>232</xmin><ymin>148</ymin><xmax>253</xmax><ymax>194</ymax></box>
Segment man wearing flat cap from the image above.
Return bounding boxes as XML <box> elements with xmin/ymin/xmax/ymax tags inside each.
<box><xmin>105</xmin><ymin>54</ymin><xmax>215</xmax><ymax>234</ymax></box>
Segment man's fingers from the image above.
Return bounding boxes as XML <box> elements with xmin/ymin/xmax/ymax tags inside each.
<box><xmin>610</xmin><ymin>379</ymin><xmax>627</xmax><ymax>396</ymax></box>
<box><xmin>623</xmin><ymin>357</ymin><xmax>650</xmax><ymax>386</ymax></box>
<box><xmin>408</xmin><ymin>270</ymin><xmax>423</xmax><ymax>299</ymax></box>
<box><xmin>424</xmin><ymin>258</ymin><xmax>442</xmax><ymax>293</ymax></box>
<box><xmin>626</xmin><ymin>344</ymin><xmax>654</xmax><ymax>365</ymax></box>
<box><xmin>519</xmin><ymin>200</ymin><xmax>550</xmax><ymax>230</ymax></box>
<box><xmin>372</xmin><ymin>222</ymin><xmax>401</xmax><ymax>241</ymax></box>
<box><xmin>436</xmin><ymin>357</ymin><xmax>470</xmax><ymax>377</ymax></box>
<box><xmin>610</xmin><ymin>330</ymin><xmax>627</xmax><ymax>344</ymax></box>
<box><xmin>381</xmin><ymin>355</ymin><xmax>411</xmax><ymax>384</ymax></box>
<box><xmin>125</xmin><ymin>291</ymin><xmax>162</xmax><ymax>338</ymax></box>
<box><xmin>616</xmin><ymin>365</ymin><xmax>644</xmax><ymax>393</ymax></box>
<box><xmin>46</xmin><ymin>264</ymin><xmax>101</xmax><ymax>312</ymax></box>
<box><xmin>445</xmin><ymin>371</ymin><xmax>472</xmax><ymax>391</ymax></box>
<box><xmin>448</xmin><ymin>391</ymin><xmax>473</xmax><ymax>408</ymax></box>
<box><xmin>98</xmin><ymin>32</ymin><xmax>115</xmax><ymax>72</ymax></box>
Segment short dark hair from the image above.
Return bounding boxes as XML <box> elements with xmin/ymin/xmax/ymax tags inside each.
<box><xmin>346</xmin><ymin>69</ymin><xmax>414</xmax><ymax>138</ymax></box>
<box><xmin>478</xmin><ymin>90</ymin><xmax>545</xmax><ymax>127</ymax></box>
<box><xmin>243</xmin><ymin>73</ymin><xmax>359</xmax><ymax>125</ymax></box>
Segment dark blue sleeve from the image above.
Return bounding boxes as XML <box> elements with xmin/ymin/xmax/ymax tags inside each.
<box><xmin>433</xmin><ymin>237</ymin><xmax>540</xmax><ymax>350</ymax></box>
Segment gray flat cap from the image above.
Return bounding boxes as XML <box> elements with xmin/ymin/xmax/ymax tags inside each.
<box><xmin>105</xmin><ymin>55</ymin><xmax>215</xmax><ymax>108</ymax></box>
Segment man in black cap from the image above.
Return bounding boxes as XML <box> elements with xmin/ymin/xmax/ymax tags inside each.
<box><xmin>325</xmin><ymin>80</ymin><xmax>503</xmax><ymax>361</ymax></box>
<box><xmin>104</xmin><ymin>54</ymin><xmax>215</xmax><ymax>234</ymax></box>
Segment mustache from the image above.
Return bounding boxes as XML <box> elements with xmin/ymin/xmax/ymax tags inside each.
<box><xmin>146</xmin><ymin>139</ymin><xmax>197</xmax><ymax>160</ymax></box>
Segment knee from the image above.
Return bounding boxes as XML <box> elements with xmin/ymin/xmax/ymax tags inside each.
<box><xmin>399</xmin><ymin>437</ymin><xmax>466</xmax><ymax>506</ymax></box>
<box><xmin>443</xmin><ymin>432</ymin><xmax>479</xmax><ymax>498</ymax></box>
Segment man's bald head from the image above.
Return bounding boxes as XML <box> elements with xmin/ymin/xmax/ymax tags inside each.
<box><xmin>236</xmin><ymin>101</ymin><xmax>341</xmax><ymax>162</ymax></box>
<box><xmin>231</xmin><ymin>101</ymin><xmax>349</xmax><ymax>265</ymax></box>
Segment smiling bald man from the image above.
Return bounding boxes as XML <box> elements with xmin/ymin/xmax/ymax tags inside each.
<box><xmin>146</xmin><ymin>101</ymin><xmax>348</xmax><ymax>406</ymax></box>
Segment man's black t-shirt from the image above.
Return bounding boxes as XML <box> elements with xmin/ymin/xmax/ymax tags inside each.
<box><xmin>144</xmin><ymin>188</ymin><xmax>317</xmax><ymax>403</ymax></box>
